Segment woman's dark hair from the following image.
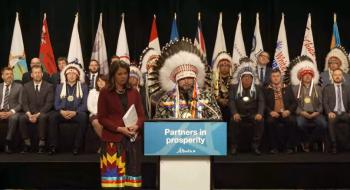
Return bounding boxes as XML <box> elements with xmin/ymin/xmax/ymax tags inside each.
<box><xmin>95</xmin><ymin>74</ymin><xmax>108</xmax><ymax>92</ymax></box>
<box><xmin>108</xmin><ymin>60</ymin><xmax>130</xmax><ymax>91</ymax></box>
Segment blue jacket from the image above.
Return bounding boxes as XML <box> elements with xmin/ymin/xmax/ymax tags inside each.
<box><xmin>54</xmin><ymin>83</ymin><xmax>88</xmax><ymax>112</ymax></box>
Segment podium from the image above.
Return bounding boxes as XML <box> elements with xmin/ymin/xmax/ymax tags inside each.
<box><xmin>144</xmin><ymin>120</ymin><xmax>227</xmax><ymax>190</ymax></box>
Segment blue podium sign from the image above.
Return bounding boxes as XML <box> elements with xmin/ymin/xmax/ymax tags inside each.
<box><xmin>144</xmin><ymin>121</ymin><xmax>227</xmax><ymax>156</ymax></box>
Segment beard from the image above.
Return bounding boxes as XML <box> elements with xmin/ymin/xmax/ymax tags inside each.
<box><xmin>179</xmin><ymin>85</ymin><xmax>194</xmax><ymax>102</ymax></box>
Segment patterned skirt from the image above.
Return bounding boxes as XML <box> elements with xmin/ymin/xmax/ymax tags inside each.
<box><xmin>100</xmin><ymin>139</ymin><xmax>142</xmax><ymax>188</ymax></box>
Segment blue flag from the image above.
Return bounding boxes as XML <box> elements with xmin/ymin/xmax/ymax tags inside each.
<box><xmin>170</xmin><ymin>13</ymin><xmax>179</xmax><ymax>42</ymax></box>
<box><xmin>330</xmin><ymin>13</ymin><xmax>341</xmax><ymax>49</ymax></box>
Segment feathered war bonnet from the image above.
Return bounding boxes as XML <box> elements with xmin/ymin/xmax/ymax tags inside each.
<box><xmin>324</xmin><ymin>45</ymin><xmax>350</xmax><ymax>73</ymax></box>
<box><xmin>289</xmin><ymin>55</ymin><xmax>319</xmax><ymax>99</ymax></box>
<box><xmin>129</xmin><ymin>64</ymin><xmax>144</xmax><ymax>86</ymax></box>
<box><xmin>154</xmin><ymin>38</ymin><xmax>206</xmax><ymax>92</ymax></box>
<box><xmin>59</xmin><ymin>59</ymin><xmax>85</xmax><ymax>99</ymax></box>
<box><xmin>231</xmin><ymin>57</ymin><xmax>259</xmax><ymax>98</ymax></box>
<box><xmin>212</xmin><ymin>51</ymin><xmax>235</xmax><ymax>78</ymax></box>
<box><xmin>139</xmin><ymin>47</ymin><xmax>160</xmax><ymax>74</ymax></box>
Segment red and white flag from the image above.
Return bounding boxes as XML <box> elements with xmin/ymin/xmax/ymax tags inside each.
<box><xmin>194</xmin><ymin>12</ymin><xmax>207</xmax><ymax>62</ymax></box>
<box><xmin>272</xmin><ymin>13</ymin><xmax>290</xmax><ymax>75</ymax></box>
<box><xmin>149</xmin><ymin>15</ymin><xmax>161</xmax><ymax>52</ymax></box>
<box><xmin>301</xmin><ymin>13</ymin><xmax>316</xmax><ymax>64</ymax></box>
<box><xmin>39</xmin><ymin>13</ymin><xmax>57</xmax><ymax>75</ymax></box>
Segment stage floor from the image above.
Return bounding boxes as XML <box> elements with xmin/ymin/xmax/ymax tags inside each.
<box><xmin>1</xmin><ymin>152</ymin><xmax>350</xmax><ymax>189</ymax></box>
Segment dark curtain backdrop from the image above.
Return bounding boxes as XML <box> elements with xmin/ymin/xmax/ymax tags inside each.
<box><xmin>0</xmin><ymin>0</ymin><xmax>349</xmax><ymax>72</ymax></box>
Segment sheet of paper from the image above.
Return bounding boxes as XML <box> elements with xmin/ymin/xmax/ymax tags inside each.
<box><xmin>122</xmin><ymin>104</ymin><xmax>138</xmax><ymax>142</ymax></box>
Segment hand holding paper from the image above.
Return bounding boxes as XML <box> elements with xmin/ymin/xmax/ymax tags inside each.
<box><xmin>122</xmin><ymin>104</ymin><xmax>139</xmax><ymax>142</ymax></box>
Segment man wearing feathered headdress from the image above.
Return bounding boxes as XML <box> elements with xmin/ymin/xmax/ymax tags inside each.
<box><xmin>229</xmin><ymin>57</ymin><xmax>265</xmax><ymax>155</ymax></box>
<box><xmin>139</xmin><ymin>47</ymin><xmax>161</xmax><ymax>118</ymax></box>
<box><xmin>153</xmin><ymin>38</ymin><xmax>221</xmax><ymax>120</ymax></box>
<box><xmin>320</xmin><ymin>46</ymin><xmax>350</xmax><ymax>87</ymax></box>
<box><xmin>48</xmin><ymin>61</ymin><xmax>88</xmax><ymax>155</ymax></box>
<box><xmin>212</xmin><ymin>51</ymin><xmax>235</xmax><ymax>122</ymax></box>
<box><xmin>290</xmin><ymin>56</ymin><xmax>327</xmax><ymax>153</ymax></box>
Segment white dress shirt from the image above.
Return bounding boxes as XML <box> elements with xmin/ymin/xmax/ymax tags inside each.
<box><xmin>87</xmin><ymin>89</ymin><xmax>99</xmax><ymax>116</ymax></box>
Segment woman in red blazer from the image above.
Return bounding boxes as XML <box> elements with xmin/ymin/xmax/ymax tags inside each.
<box><xmin>98</xmin><ymin>60</ymin><xmax>145</xmax><ymax>188</ymax></box>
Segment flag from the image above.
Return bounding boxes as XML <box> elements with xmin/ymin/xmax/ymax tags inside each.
<box><xmin>149</xmin><ymin>15</ymin><xmax>161</xmax><ymax>52</ymax></box>
<box><xmin>301</xmin><ymin>13</ymin><xmax>316</xmax><ymax>64</ymax></box>
<box><xmin>39</xmin><ymin>13</ymin><xmax>57</xmax><ymax>75</ymax></box>
<box><xmin>194</xmin><ymin>12</ymin><xmax>207</xmax><ymax>63</ymax></box>
<box><xmin>116</xmin><ymin>13</ymin><xmax>130</xmax><ymax>64</ymax></box>
<box><xmin>170</xmin><ymin>13</ymin><xmax>179</xmax><ymax>42</ymax></box>
<box><xmin>250</xmin><ymin>13</ymin><xmax>263</xmax><ymax>63</ymax></box>
<box><xmin>272</xmin><ymin>13</ymin><xmax>290</xmax><ymax>75</ymax></box>
<box><xmin>67</xmin><ymin>13</ymin><xmax>84</xmax><ymax>68</ymax></box>
<box><xmin>8</xmin><ymin>12</ymin><xmax>28</xmax><ymax>80</ymax></box>
<box><xmin>232</xmin><ymin>13</ymin><xmax>246</xmax><ymax>64</ymax></box>
<box><xmin>91</xmin><ymin>13</ymin><xmax>108</xmax><ymax>75</ymax></box>
<box><xmin>212</xmin><ymin>12</ymin><xmax>227</xmax><ymax>64</ymax></box>
<box><xmin>330</xmin><ymin>13</ymin><xmax>341</xmax><ymax>49</ymax></box>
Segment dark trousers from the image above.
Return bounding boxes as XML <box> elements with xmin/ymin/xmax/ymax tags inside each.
<box><xmin>19</xmin><ymin>113</ymin><xmax>49</xmax><ymax>142</ymax></box>
<box><xmin>0</xmin><ymin>113</ymin><xmax>20</xmax><ymax>141</ymax></box>
<box><xmin>48</xmin><ymin>111</ymin><xmax>88</xmax><ymax>149</ymax></box>
<box><xmin>328</xmin><ymin>113</ymin><xmax>350</xmax><ymax>145</ymax></box>
<box><xmin>296</xmin><ymin>115</ymin><xmax>327</xmax><ymax>144</ymax></box>
<box><xmin>230</xmin><ymin>115</ymin><xmax>264</xmax><ymax>149</ymax></box>
<box><xmin>267</xmin><ymin>115</ymin><xmax>296</xmax><ymax>150</ymax></box>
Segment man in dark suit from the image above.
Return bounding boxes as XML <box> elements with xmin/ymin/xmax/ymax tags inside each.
<box><xmin>22</xmin><ymin>57</ymin><xmax>50</xmax><ymax>84</ymax></box>
<box><xmin>86</xmin><ymin>59</ymin><xmax>100</xmax><ymax>90</ymax></box>
<box><xmin>323</xmin><ymin>68</ymin><xmax>350</xmax><ymax>154</ymax></box>
<box><xmin>229</xmin><ymin>59</ymin><xmax>265</xmax><ymax>155</ymax></box>
<box><xmin>48</xmin><ymin>63</ymin><xmax>88</xmax><ymax>155</ymax></box>
<box><xmin>256</xmin><ymin>51</ymin><xmax>272</xmax><ymax>87</ymax></box>
<box><xmin>0</xmin><ymin>67</ymin><xmax>22</xmax><ymax>153</ymax></box>
<box><xmin>264</xmin><ymin>69</ymin><xmax>297</xmax><ymax>154</ymax></box>
<box><xmin>50</xmin><ymin>57</ymin><xmax>67</xmax><ymax>90</ymax></box>
<box><xmin>19</xmin><ymin>65</ymin><xmax>54</xmax><ymax>153</ymax></box>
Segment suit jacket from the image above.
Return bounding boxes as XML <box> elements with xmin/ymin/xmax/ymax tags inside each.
<box><xmin>0</xmin><ymin>82</ymin><xmax>22</xmax><ymax>112</ymax></box>
<box><xmin>98</xmin><ymin>88</ymin><xmax>145</xmax><ymax>142</ymax></box>
<box><xmin>323</xmin><ymin>83</ymin><xmax>350</xmax><ymax>114</ymax></box>
<box><xmin>50</xmin><ymin>72</ymin><xmax>61</xmax><ymax>89</ymax></box>
<box><xmin>229</xmin><ymin>84</ymin><xmax>265</xmax><ymax>116</ymax></box>
<box><xmin>264</xmin><ymin>85</ymin><xmax>297</xmax><ymax>114</ymax></box>
<box><xmin>292</xmin><ymin>84</ymin><xmax>323</xmax><ymax>114</ymax></box>
<box><xmin>257</xmin><ymin>65</ymin><xmax>272</xmax><ymax>87</ymax></box>
<box><xmin>22</xmin><ymin>81</ymin><xmax>54</xmax><ymax>114</ymax></box>
<box><xmin>54</xmin><ymin>83</ymin><xmax>88</xmax><ymax>112</ymax></box>
<box><xmin>22</xmin><ymin>71</ymin><xmax>51</xmax><ymax>84</ymax></box>
<box><xmin>320</xmin><ymin>71</ymin><xmax>350</xmax><ymax>88</ymax></box>
<box><xmin>85</xmin><ymin>72</ymin><xmax>100</xmax><ymax>89</ymax></box>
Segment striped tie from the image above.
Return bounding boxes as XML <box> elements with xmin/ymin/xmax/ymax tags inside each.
<box><xmin>3</xmin><ymin>84</ymin><xmax>10</xmax><ymax>111</ymax></box>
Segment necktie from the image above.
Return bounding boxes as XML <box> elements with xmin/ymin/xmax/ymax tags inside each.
<box><xmin>35</xmin><ymin>84</ymin><xmax>39</xmax><ymax>94</ymax></box>
<box><xmin>260</xmin><ymin>67</ymin><xmax>264</xmax><ymax>82</ymax></box>
<box><xmin>90</xmin><ymin>74</ymin><xmax>95</xmax><ymax>89</ymax></box>
<box><xmin>337</xmin><ymin>85</ymin><xmax>343</xmax><ymax>114</ymax></box>
<box><xmin>3</xmin><ymin>84</ymin><xmax>10</xmax><ymax>111</ymax></box>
